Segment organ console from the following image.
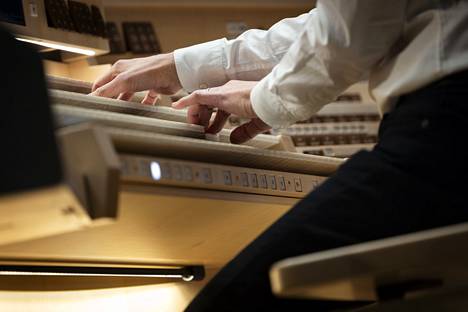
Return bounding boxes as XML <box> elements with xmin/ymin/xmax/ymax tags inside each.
<box><xmin>0</xmin><ymin>75</ymin><xmax>344</xmax><ymax>310</ymax></box>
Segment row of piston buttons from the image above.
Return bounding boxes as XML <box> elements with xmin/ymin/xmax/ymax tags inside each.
<box><xmin>222</xmin><ymin>171</ymin><xmax>303</xmax><ymax>192</ymax></box>
<box><xmin>128</xmin><ymin>159</ymin><xmax>305</xmax><ymax>193</ymax></box>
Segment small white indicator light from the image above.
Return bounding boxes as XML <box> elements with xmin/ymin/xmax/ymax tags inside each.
<box><xmin>150</xmin><ymin>161</ymin><xmax>162</xmax><ymax>180</ymax></box>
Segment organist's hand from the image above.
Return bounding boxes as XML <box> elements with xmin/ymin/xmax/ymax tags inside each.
<box><xmin>172</xmin><ymin>80</ymin><xmax>271</xmax><ymax>144</ymax></box>
<box><xmin>90</xmin><ymin>53</ymin><xmax>181</xmax><ymax>104</ymax></box>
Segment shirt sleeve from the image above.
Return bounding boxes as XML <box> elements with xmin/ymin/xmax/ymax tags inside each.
<box><xmin>251</xmin><ymin>0</ymin><xmax>406</xmax><ymax>128</ymax></box>
<box><xmin>173</xmin><ymin>11</ymin><xmax>314</xmax><ymax>92</ymax></box>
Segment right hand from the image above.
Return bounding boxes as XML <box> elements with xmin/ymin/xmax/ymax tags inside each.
<box><xmin>90</xmin><ymin>52</ymin><xmax>182</xmax><ymax>104</ymax></box>
<box><xmin>172</xmin><ymin>80</ymin><xmax>271</xmax><ymax>144</ymax></box>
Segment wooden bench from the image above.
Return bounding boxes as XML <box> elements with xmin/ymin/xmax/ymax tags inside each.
<box><xmin>270</xmin><ymin>222</ymin><xmax>468</xmax><ymax>311</ymax></box>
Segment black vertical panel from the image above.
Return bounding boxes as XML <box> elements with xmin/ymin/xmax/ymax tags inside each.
<box><xmin>0</xmin><ymin>27</ymin><xmax>62</xmax><ymax>194</ymax></box>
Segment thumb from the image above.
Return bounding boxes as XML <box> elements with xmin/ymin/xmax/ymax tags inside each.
<box><xmin>230</xmin><ymin>118</ymin><xmax>271</xmax><ymax>144</ymax></box>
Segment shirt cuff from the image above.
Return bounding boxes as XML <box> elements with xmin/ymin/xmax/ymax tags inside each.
<box><xmin>250</xmin><ymin>77</ymin><xmax>296</xmax><ymax>129</ymax></box>
<box><xmin>174</xmin><ymin>38</ymin><xmax>229</xmax><ymax>93</ymax></box>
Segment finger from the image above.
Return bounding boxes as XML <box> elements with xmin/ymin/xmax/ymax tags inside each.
<box><xmin>171</xmin><ymin>93</ymin><xmax>198</xmax><ymax>109</ymax></box>
<box><xmin>141</xmin><ymin>90</ymin><xmax>160</xmax><ymax>105</ymax></box>
<box><xmin>186</xmin><ymin>104</ymin><xmax>201</xmax><ymax>125</ymax></box>
<box><xmin>90</xmin><ymin>75</ymin><xmax>130</xmax><ymax>98</ymax></box>
<box><xmin>118</xmin><ymin>92</ymin><xmax>134</xmax><ymax>101</ymax></box>
<box><xmin>172</xmin><ymin>89</ymin><xmax>221</xmax><ymax>110</ymax></box>
<box><xmin>92</xmin><ymin>71</ymin><xmax>115</xmax><ymax>92</ymax></box>
<box><xmin>206</xmin><ymin>110</ymin><xmax>230</xmax><ymax>134</ymax></box>
<box><xmin>198</xmin><ymin>105</ymin><xmax>213</xmax><ymax>129</ymax></box>
<box><xmin>230</xmin><ymin>118</ymin><xmax>271</xmax><ymax>144</ymax></box>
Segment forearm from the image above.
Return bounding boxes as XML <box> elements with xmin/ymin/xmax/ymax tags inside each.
<box><xmin>251</xmin><ymin>0</ymin><xmax>406</xmax><ymax>128</ymax></box>
<box><xmin>174</xmin><ymin>10</ymin><xmax>314</xmax><ymax>92</ymax></box>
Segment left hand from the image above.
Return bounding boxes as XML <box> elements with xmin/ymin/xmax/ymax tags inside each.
<box><xmin>90</xmin><ymin>53</ymin><xmax>181</xmax><ymax>104</ymax></box>
<box><xmin>172</xmin><ymin>80</ymin><xmax>271</xmax><ymax>144</ymax></box>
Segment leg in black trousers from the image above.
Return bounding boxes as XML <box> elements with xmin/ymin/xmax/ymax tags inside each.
<box><xmin>185</xmin><ymin>72</ymin><xmax>468</xmax><ymax>312</ymax></box>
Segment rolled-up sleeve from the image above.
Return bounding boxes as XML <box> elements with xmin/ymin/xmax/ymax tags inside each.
<box><xmin>251</xmin><ymin>0</ymin><xmax>406</xmax><ymax>128</ymax></box>
<box><xmin>174</xmin><ymin>11</ymin><xmax>314</xmax><ymax>92</ymax></box>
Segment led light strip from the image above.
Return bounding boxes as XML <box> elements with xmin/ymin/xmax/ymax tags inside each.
<box><xmin>15</xmin><ymin>37</ymin><xmax>96</xmax><ymax>56</ymax></box>
<box><xmin>0</xmin><ymin>271</ymin><xmax>192</xmax><ymax>280</ymax></box>
<box><xmin>0</xmin><ymin>265</ymin><xmax>204</xmax><ymax>282</ymax></box>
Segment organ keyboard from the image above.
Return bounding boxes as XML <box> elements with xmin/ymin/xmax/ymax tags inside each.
<box><xmin>48</xmin><ymin>76</ymin><xmax>297</xmax><ymax>151</ymax></box>
<box><xmin>44</xmin><ymin>75</ymin><xmax>344</xmax><ymax>218</ymax></box>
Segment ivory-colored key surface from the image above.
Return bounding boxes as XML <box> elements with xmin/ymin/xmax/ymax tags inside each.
<box><xmin>52</xmin><ymin>97</ymin><xmax>287</xmax><ymax>150</ymax></box>
<box><xmin>50</xmin><ymin>89</ymin><xmax>188</xmax><ymax>122</ymax></box>
<box><xmin>106</xmin><ymin>127</ymin><xmax>344</xmax><ymax>176</ymax></box>
<box><xmin>48</xmin><ymin>76</ymin><xmax>294</xmax><ymax>150</ymax></box>
<box><xmin>47</xmin><ymin>75</ymin><xmax>93</xmax><ymax>94</ymax></box>
<box><xmin>53</xmin><ymin>105</ymin><xmax>206</xmax><ymax>140</ymax></box>
<box><xmin>47</xmin><ymin>75</ymin><xmax>151</xmax><ymax>103</ymax></box>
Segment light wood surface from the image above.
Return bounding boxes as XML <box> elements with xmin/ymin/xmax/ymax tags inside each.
<box><xmin>43</xmin><ymin>61</ymin><xmax>112</xmax><ymax>84</ymax></box>
<box><xmin>104</xmin><ymin>5</ymin><xmax>309</xmax><ymax>53</ymax></box>
<box><xmin>58</xmin><ymin>125</ymin><xmax>121</xmax><ymax>219</ymax></box>
<box><xmin>270</xmin><ymin>222</ymin><xmax>468</xmax><ymax>301</ymax></box>
<box><xmin>0</xmin><ymin>185</ymin><xmax>91</xmax><ymax>246</ymax></box>
<box><xmin>103</xmin><ymin>0</ymin><xmax>312</xmax><ymax>9</ymax></box>
<box><xmin>0</xmin><ymin>188</ymin><xmax>291</xmax><ymax>267</ymax></box>
<box><xmin>0</xmin><ymin>189</ymin><xmax>288</xmax><ymax>312</ymax></box>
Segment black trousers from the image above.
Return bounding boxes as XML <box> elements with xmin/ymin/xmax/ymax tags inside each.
<box><xmin>185</xmin><ymin>71</ymin><xmax>468</xmax><ymax>312</ymax></box>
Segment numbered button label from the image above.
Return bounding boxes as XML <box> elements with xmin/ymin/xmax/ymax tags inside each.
<box><xmin>240</xmin><ymin>173</ymin><xmax>249</xmax><ymax>187</ymax></box>
<box><xmin>294</xmin><ymin>178</ymin><xmax>302</xmax><ymax>192</ymax></box>
<box><xmin>278</xmin><ymin>176</ymin><xmax>286</xmax><ymax>191</ymax></box>
<box><xmin>268</xmin><ymin>176</ymin><xmax>277</xmax><ymax>190</ymax></box>
<box><xmin>201</xmin><ymin>168</ymin><xmax>212</xmax><ymax>183</ymax></box>
<box><xmin>183</xmin><ymin>166</ymin><xmax>193</xmax><ymax>181</ymax></box>
<box><xmin>161</xmin><ymin>163</ymin><xmax>172</xmax><ymax>179</ymax></box>
<box><xmin>223</xmin><ymin>171</ymin><xmax>233</xmax><ymax>185</ymax></box>
<box><xmin>249</xmin><ymin>173</ymin><xmax>258</xmax><ymax>188</ymax></box>
<box><xmin>173</xmin><ymin>164</ymin><xmax>183</xmax><ymax>180</ymax></box>
<box><xmin>259</xmin><ymin>175</ymin><xmax>268</xmax><ymax>189</ymax></box>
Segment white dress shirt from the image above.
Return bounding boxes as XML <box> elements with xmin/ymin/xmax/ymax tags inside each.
<box><xmin>174</xmin><ymin>0</ymin><xmax>468</xmax><ymax>128</ymax></box>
